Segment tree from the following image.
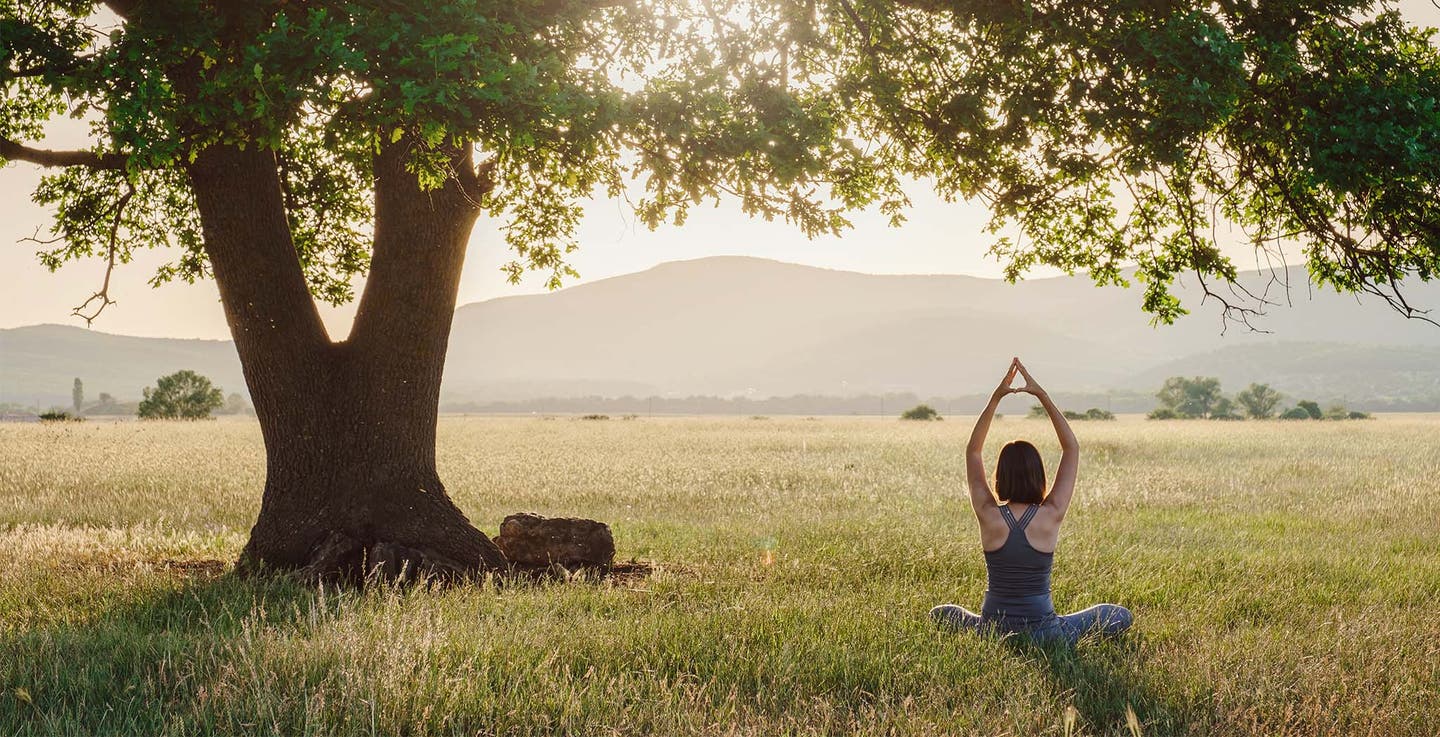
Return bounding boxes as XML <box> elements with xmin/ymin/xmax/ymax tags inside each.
<box><xmin>821</xmin><ymin>1</ymin><xmax>1440</xmax><ymax>326</ymax></box>
<box><xmin>1235</xmin><ymin>383</ymin><xmax>1283</xmax><ymax>419</ymax></box>
<box><xmin>1296</xmin><ymin>400</ymin><xmax>1323</xmax><ymax>420</ymax></box>
<box><xmin>137</xmin><ymin>370</ymin><xmax>224</xmax><ymax>420</ymax></box>
<box><xmin>1155</xmin><ymin>377</ymin><xmax>1224</xmax><ymax>418</ymax></box>
<box><xmin>1209</xmin><ymin>396</ymin><xmax>1243</xmax><ymax>421</ymax></box>
<box><xmin>89</xmin><ymin>392</ymin><xmax>131</xmax><ymax>415</ymax></box>
<box><xmin>7</xmin><ymin>1</ymin><xmax>1438</xmax><ymax>579</ymax></box>
<box><xmin>72</xmin><ymin>377</ymin><xmax>83</xmax><ymax>414</ymax></box>
<box><xmin>1279</xmin><ymin>407</ymin><xmax>1312</xmax><ymax>420</ymax></box>
<box><xmin>2</xmin><ymin>0</ymin><xmax>895</xmax><ymax>578</ymax></box>
<box><xmin>225</xmin><ymin>392</ymin><xmax>248</xmax><ymax>415</ymax></box>
<box><xmin>900</xmin><ymin>404</ymin><xmax>940</xmax><ymax>421</ymax></box>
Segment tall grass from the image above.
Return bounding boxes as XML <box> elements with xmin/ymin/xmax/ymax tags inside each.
<box><xmin>2</xmin><ymin>416</ymin><xmax>1438</xmax><ymax>735</ymax></box>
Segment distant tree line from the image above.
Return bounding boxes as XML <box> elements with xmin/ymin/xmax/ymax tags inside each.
<box><xmin>1146</xmin><ymin>378</ymin><xmax>1369</xmax><ymax>420</ymax></box>
<box><xmin>440</xmin><ymin>391</ymin><xmax>1153</xmax><ymax>417</ymax></box>
<box><xmin>435</xmin><ymin>386</ymin><xmax>1406</xmax><ymax>418</ymax></box>
<box><xmin>1029</xmin><ymin>405</ymin><xmax>1115</xmax><ymax>421</ymax></box>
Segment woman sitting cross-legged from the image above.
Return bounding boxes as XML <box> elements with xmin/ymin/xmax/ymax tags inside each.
<box><xmin>931</xmin><ymin>357</ymin><xmax>1133</xmax><ymax>647</ymax></box>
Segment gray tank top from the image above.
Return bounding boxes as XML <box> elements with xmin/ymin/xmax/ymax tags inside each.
<box><xmin>981</xmin><ymin>503</ymin><xmax>1056</xmax><ymax>620</ymax></box>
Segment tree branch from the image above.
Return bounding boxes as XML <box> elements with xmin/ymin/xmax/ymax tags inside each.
<box><xmin>0</xmin><ymin>137</ymin><xmax>129</xmax><ymax>170</ymax></box>
<box><xmin>72</xmin><ymin>180</ymin><xmax>137</xmax><ymax>325</ymax></box>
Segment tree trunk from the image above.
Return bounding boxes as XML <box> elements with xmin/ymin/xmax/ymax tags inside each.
<box><xmin>186</xmin><ymin>139</ymin><xmax>505</xmax><ymax>581</ymax></box>
<box><xmin>235</xmin><ymin>389</ymin><xmax>506</xmax><ymax>580</ymax></box>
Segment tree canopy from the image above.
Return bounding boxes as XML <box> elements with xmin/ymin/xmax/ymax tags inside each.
<box><xmin>814</xmin><ymin>0</ymin><xmax>1440</xmax><ymax>324</ymax></box>
<box><xmin>1</xmin><ymin>0</ymin><xmax>900</xmax><ymax>319</ymax></box>
<box><xmin>3</xmin><ymin>1</ymin><xmax>1438</xmax><ymax>327</ymax></box>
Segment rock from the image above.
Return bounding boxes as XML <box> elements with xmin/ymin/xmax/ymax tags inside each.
<box><xmin>495</xmin><ymin>513</ymin><xmax>615</xmax><ymax>568</ymax></box>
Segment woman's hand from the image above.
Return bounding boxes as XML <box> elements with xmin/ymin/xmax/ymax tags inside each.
<box><xmin>970</xmin><ymin>359</ymin><xmax>1023</xmax><ymax>514</ymax></box>
<box><xmin>1013</xmin><ymin>358</ymin><xmax>1046</xmax><ymax>398</ymax></box>
<box><xmin>1012</xmin><ymin>358</ymin><xmax>1080</xmax><ymax>518</ymax></box>
<box><xmin>992</xmin><ymin>360</ymin><xmax>1021</xmax><ymax>400</ymax></box>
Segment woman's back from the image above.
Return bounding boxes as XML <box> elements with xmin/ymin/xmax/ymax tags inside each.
<box><xmin>981</xmin><ymin>503</ymin><xmax>1055</xmax><ymax>619</ymax></box>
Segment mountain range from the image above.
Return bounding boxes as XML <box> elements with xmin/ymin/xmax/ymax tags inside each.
<box><xmin>5</xmin><ymin>256</ymin><xmax>1440</xmax><ymax>410</ymax></box>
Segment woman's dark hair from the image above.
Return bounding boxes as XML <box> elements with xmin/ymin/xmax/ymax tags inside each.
<box><xmin>995</xmin><ymin>440</ymin><xmax>1047</xmax><ymax>504</ymax></box>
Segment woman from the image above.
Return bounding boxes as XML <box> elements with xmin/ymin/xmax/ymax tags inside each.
<box><xmin>931</xmin><ymin>357</ymin><xmax>1133</xmax><ymax>646</ymax></box>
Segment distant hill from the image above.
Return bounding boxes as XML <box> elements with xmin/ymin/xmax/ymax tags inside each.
<box><xmin>5</xmin><ymin>256</ymin><xmax>1440</xmax><ymax>409</ymax></box>
<box><xmin>443</xmin><ymin>256</ymin><xmax>1440</xmax><ymax>402</ymax></box>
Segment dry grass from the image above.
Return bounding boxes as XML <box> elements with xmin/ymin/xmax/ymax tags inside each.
<box><xmin>2</xmin><ymin>415</ymin><xmax>1438</xmax><ymax>735</ymax></box>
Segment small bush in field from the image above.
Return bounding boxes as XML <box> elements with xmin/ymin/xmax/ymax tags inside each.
<box><xmin>900</xmin><ymin>404</ymin><xmax>941</xmax><ymax>421</ymax></box>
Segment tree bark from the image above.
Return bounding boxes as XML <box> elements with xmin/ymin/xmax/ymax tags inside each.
<box><xmin>186</xmin><ymin>140</ymin><xmax>505</xmax><ymax>581</ymax></box>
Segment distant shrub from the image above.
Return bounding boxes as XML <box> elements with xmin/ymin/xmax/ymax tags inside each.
<box><xmin>1296</xmin><ymin>400</ymin><xmax>1323</xmax><ymax>420</ymax></box>
<box><xmin>1063</xmin><ymin>408</ymin><xmax>1115</xmax><ymax>420</ymax></box>
<box><xmin>900</xmin><ymin>404</ymin><xmax>941</xmax><ymax>421</ymax></box>
<box><xmin>579</xmin><ymin>414</ymin><xmax>610</xmax><ymax>421</ymax></box>
<box><xmin>749</xmin><ymin>415</ymin><xmax>770</xmax><ymax>420</ymax></box>
<box><xmin>1028</xmin><ymin>404</ymin><xmax>1047</xmax><ymax>419</ymax></box>
<box><xmin>38</xmin><ymin>410</ymin><xmax>81</xmax><ymax>422</ymax></box>
<box><xmin>1321</xmin><ymin>404</ymin><xmax>1371</xmax><ymax>420</ymax></box>
<box><xmin>620</xmin><ymin>414</ymin><xmax>640</xmax><ymax>420</ymax></box>
<box><xmin>1147</xmin><ymin>407</ymin><xmax>1181</xmax><ymax>420</ymax></box>
<box><xmin>1279</xmin><ymin>407</ymin><xmax>1312</xmax><ymax>420</ymax></box>
<box><xmin>223</xmin><ymin>392</ymin><xmax>249</xmax><ymax>415</ymax></box>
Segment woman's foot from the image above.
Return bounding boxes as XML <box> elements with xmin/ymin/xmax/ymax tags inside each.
<box><xmin>930</xmin><ymin>604</ymin><xmax>982</xmax><ymax>631</ymax></box>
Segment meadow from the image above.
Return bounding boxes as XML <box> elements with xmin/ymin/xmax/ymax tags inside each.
<box><xmin>1</xmin><ymin>414</ymin><xmax>1438</xmax><ymax>736</ymax></box>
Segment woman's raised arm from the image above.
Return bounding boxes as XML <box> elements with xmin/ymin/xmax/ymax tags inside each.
<box><xmin>967</xmin><ymin>360</ymin><xmax>1019</xmax><ymax>516</ymax></box>
<box><xmin>1014</xmin><ymin>359</ymin><xmax>1080</xmax><ymax>517</ymax></box>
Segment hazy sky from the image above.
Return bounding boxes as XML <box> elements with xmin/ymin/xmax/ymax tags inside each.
<box><xmin>3</xmin><ymin>1</ymin><xmax>1437</xmax><ymax>340</ymax></box>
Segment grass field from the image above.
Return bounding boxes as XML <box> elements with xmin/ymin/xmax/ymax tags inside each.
<box><xmin>2</xmin><ymin>415</ymin><xmax>1438</xmax><ymax>736</ymax></box>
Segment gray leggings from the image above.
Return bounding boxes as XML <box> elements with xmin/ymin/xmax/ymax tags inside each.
<box><xmin>930</xmin><ymin>603</ymin><xmax>1133</xmax><ymax>647</ymax></box>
